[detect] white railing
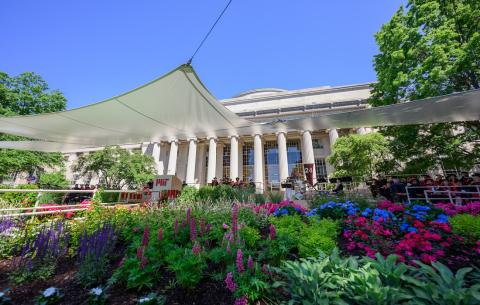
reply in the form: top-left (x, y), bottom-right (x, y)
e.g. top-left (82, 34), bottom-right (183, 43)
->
top-left (0, 188), bottom-right (140, 218)
top-left (405, 185), bottom-right (480, 204)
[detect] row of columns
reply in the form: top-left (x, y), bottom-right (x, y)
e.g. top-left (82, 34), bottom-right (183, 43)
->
top-left (142, 127), bottom-right (367, 191)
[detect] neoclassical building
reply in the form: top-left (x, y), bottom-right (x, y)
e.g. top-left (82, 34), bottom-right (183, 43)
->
top-left (3, 64), bottom-right (474, 190)
top-left (65, 83), bottom-right (372, 191)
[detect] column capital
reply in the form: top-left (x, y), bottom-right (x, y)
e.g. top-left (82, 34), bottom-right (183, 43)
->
top-left (275, 131), bottom-right (287, 137)
top-left (327, 128), bottom-right (338, 133)
top-left (228, 134), bottom-right (240, 140)
top-left (187, 137), bottom-right (197, 142)
top-left (207, 136), bottom-right (217, 142)
top-left (252, 133), bottom-right (262, 138)
top-left (300, 130), bottom-right (313, 135)
top-left (169, 138), bottom-right (179, 144)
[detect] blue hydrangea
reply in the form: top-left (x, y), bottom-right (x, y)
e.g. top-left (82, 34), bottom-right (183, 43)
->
top-left (412, 204), bottom-right (430, 212)
top-left (362, 208), bottom-right (372, 217)
top-left (435, 214), bottom-right (448, 223)
top-left (407, 227), bottom-right (418, 233)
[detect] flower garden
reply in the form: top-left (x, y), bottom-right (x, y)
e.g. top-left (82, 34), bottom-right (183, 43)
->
top-left (1, 187), bottom-right (480, 305)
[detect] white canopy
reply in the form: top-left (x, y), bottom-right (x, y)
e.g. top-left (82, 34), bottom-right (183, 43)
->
top-left (0, 64), bottom-right (479, 153)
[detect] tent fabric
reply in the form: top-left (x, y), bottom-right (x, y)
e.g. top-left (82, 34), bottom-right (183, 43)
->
top-left (0, 64), bottom-right (251, 147)
top-left (0, 63), bottom-right (478, 153)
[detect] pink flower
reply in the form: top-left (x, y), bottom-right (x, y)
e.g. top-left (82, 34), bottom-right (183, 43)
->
top-left (234, 296), bottom-right (248, 305)
top-left (262, 264), bottom-right (269, 274)
top-left (173, 218), bottom-right (179, 236)
top-left (223, 223), bottom-right (230, 230)
top-left (247, 256), bottom-right (254, 270)
top-left (140, 256), bottom-right (148, 269)
top-left (269, 224), bottom-right (276, 240)
top-left (192, 242), bottom-right (201, 255)
top-left (141, 226), bottom-right (150, 247)
top-left (157, 228), bottom-right (164, 241)
top-left (236, 249), bottom-right (245, 273)
top-left (190, 217), bottom-right (197, 242)
top-left (225, 272), bottom-right (237, 292)
top-left (136, 246), bottom-right (144, 260)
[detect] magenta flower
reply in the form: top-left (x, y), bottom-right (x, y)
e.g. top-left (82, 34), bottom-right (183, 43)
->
top-left (261, 263), bottom-right (269, 274)
top-left (136, 246), bottom-right (143, 260)
top-left (141, 226), bottom-right (150, 247)
top-left (225, 272), bottom-right (237, 292)
top-left (223, 223), bottom-right (230, 230)
top-left (200, 218), bottom-right (206, 237)
top-left (192, 242), bottom-right (201, 255)
top-left (140, 256), bottom-right (148, 269)
top-left (157, 228), bottom-right (164, 241)
top-left (234, 296), bottom-right (248, 305)
top-left (173, 218), bottom-right (179, 237)
top-left (190, 216), bottom-right (197, 242)
top-left (247, 256), bottom-right (254, 270)
top-left (232, 204), bottom-right (239, 236)
top-left (236, 249), bottom-right (245, 273)
top-left (269, 224), bottom-right (276, 240)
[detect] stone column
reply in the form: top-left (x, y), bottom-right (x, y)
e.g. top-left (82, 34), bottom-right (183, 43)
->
top-left (302, 130), bottom-right (317, 184)
top-left (229, 135), bottom-right (239, 180)
top-left (141, 142), bottom-right (149, 155)
top-left (167, 139), bottom-right (178, 175)
top-left (277, 132), bottom-right (289, 183)
top-left (185, 138), bottom-right (197, 185)
top-left (207, 137), bottom-right (217, 183)
top-left (328, 128), bottom-right (339, 148)
top-left (253, 134), bottom-right (264, 193)
top-left (152, 142), bottom-right (161, 174)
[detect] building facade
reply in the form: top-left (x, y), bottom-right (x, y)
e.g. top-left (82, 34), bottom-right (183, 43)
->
top-left (65, 83), bottom-right (372, 191)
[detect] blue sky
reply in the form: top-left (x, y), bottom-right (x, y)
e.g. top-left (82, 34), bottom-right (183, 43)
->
top-left (1, 1), bottom-right (404, 109)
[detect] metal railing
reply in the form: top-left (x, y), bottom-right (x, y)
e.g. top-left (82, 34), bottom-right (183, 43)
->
top-left (0, 189), bottom-right (140, 218)
top-left (405, 185), bottom-right (480, 204)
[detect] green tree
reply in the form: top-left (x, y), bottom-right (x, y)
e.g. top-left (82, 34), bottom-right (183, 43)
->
top-left (0, 71), bottom-right (67, 180)
top-left (327, 133), bottom-right (393, 179)
top-left (73, 146), bottom-right (156, 189)
top-left (37, 171), bottom-right (69, 189)
top-left (370, 0), bottom-right (480, 173)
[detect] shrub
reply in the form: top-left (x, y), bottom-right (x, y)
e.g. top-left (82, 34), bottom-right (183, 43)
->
top-left (267, 191), bottom-right (283, 204)
top-left (0, 184), bottom-right (38, 206)
top-left (298, 219), bottom-right (339, 257)
top-left (239, 226), bottom-right (261, 249)
top-left (450, 214), bottom-right (480, 243)
top-left (37, 171), bottom-right (69, 189)
top-left (177, 186), bottom-right (198, 204)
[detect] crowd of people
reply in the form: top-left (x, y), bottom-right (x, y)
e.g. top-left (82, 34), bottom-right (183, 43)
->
top-left (369, 172), bottom-right (480, 203)
top-left (207, 177), bottom-right (256, 188)
top-left (64, 184), bottom-right (98, 203)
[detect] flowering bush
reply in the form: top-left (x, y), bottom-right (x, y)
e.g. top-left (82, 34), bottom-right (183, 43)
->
top-left (34, 287), bottom-right (63, 305)
top-left (434, 202), bottom-right (480, 216)
top-left (342, 202), bottom-right (476, 267)
top-left (253, 201), bottom-right (306, 216)
top-left (306, 201), bottom-right (358, 219)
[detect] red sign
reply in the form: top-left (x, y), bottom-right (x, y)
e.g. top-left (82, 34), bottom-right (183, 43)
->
top-left (303, 163), bottom-right (314, 185)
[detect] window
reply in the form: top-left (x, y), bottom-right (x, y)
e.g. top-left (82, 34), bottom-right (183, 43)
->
top-left (222, 145), bottom-right (230, 179)
top-left (315, 158), bottom-right (328, 179)
top-left (312, 139), bottom-right (324, 149)
top-left (287, 140), bottom-right (304, 179)
top-left (264, 141), bottom-right (279, 185)
top-left (242, 143), bottom-right (254, 182)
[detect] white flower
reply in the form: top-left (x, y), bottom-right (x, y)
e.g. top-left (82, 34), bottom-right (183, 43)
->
top-left (90, 287), bottom-right (103, 296)
top-left (43, 287), bottom-right (57, 297)
top-left (0, 292), bottom-right (5, 298)
top-left (139, 297), bottom-right (152, 303)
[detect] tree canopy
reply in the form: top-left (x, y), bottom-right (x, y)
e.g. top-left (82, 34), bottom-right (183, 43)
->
top-left (73, 146), bottom-right (156, 189)
top-left (0, 71), bottom-right (67, 180)
top-left (327, 133), bottom-right (393, 180)
top-left (370, 0), bottom-right (480, 173)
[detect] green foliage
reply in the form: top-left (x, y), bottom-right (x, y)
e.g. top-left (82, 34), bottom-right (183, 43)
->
top-left (73, 146), bottom-right (156, 189)
top-left (0, 71), bottom-right (66, 179)
top-left (34, 287), bottom-right (63, 305)
top-left (0, 184), bottom-right (38, 206)
top-left (370, 0), bottom-right (480, 173)
top-left (450, 214), bottom-right (480, 243)
top-left (274, 250), bottom-right (480, 305)
top-left (177, 186), bottom-right (198, 203)
top-left (37, 171), bottom-right (69, 189)
top-left (327, 133), bottom-right (393, 179)
top-left (253, 193), bottom-right (266, 205)
top-left (267, 191), bottom-right (283, 204)
top-left (298, 219), bottom-right (339, 257)
top-left (239, 226), bottom-right (261, 249)
top-left (165, 247), bottom-right (207, 289)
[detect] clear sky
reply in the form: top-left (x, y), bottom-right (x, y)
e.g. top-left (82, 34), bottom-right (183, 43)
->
top-left (1, 0), bottom-right (404, 109)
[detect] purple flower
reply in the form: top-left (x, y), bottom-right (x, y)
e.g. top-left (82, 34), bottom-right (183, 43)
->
top-left (190, 217), bottom-right (197, 242)
top-left (192, 242), bottom-right (201, 255)
top-left (269, 224), bottom-right (276, 240)
top-left (247, 256), bottom-right (254, 270)
top-left (236, 249), bottom-right (245, 273)
top-left (262, 263), bottom-right (269, 274)
top-left (225, 272), bottom-right (237, 292)
top-left (173, 218), bottom-right (179, 237)
top-left (234, 296), bottom-right (248, 305)
top-left (141, 226), bottom-right (150, 247)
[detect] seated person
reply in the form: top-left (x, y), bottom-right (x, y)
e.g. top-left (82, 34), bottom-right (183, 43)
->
top-left (332, 179), bottom-right (344, 194)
